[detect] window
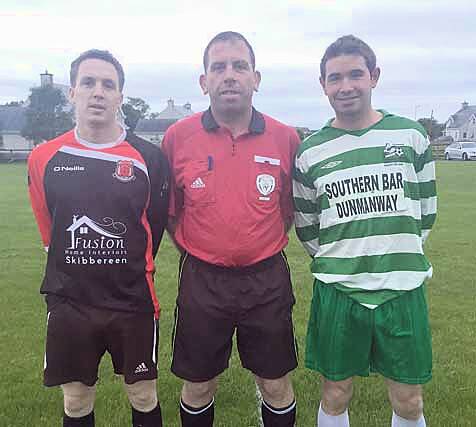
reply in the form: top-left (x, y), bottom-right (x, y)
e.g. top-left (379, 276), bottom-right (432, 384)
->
top-left (463, 132), bottom-right (467, 139)
top-left (0, 134), bottom-right (3, 148)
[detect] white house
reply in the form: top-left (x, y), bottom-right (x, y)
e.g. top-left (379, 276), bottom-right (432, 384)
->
top-left (445, 102), bottom-right (476, 141)
top-left (135, 98), bottom-right (194, 143)
top-left (0, 105), bottom-right (31, 151)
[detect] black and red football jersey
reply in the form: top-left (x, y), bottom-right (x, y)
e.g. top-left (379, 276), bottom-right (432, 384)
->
top-left (28, 129), bottom-right (169, 317)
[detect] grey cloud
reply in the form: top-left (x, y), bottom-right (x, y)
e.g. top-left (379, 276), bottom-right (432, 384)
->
top-left (0, 77), bottom-right (34, 100)
top-left (121, 57), bottom-right (475, 128)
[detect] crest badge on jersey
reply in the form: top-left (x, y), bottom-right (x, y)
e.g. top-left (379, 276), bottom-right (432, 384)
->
top-left (256, 174), bottom-right (275, 201)
top-left (384, 143), bottom-right (404, 158)
top-left (113, 160), bottom-right (136, 182)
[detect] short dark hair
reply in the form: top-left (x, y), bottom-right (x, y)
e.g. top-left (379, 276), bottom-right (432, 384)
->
top-left (70, 49), bottom-right (125, 91)
top-left (320, 35), bottom-right (376, 79)
top-left (203, 31), bottom-right (256, 72)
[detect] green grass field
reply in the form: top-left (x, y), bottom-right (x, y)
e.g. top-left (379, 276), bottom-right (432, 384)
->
top-left (0, 161), bottom-right (475, 426)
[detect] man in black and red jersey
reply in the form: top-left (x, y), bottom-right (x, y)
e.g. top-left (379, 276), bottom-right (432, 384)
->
top-left (28, 49), bottom-right (168, 427)
top-left (162, 32), bottom-right (300, 426)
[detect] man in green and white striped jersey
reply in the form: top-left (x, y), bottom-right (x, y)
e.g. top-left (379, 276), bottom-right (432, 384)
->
top-left (293, 35), bottom-right (436, 427)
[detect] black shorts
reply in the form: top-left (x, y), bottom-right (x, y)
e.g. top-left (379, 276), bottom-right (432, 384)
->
top-left (43, 298), bottom-right (158, 387)
top-left (171, 252), bottom-right (298, 382)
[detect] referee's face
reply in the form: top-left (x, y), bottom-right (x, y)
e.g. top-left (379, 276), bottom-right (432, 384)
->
top-left (200, 39), bottom-right (260, 119)
top-left (70, 58), bottom-right (123, 131)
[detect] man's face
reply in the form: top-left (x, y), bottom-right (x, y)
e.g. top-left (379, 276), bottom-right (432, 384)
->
top-left (70, 58), bottom-right (123, 128)
top-left (320, 54), bottom-right (380, 118)
top-left (200, 40), bottom-right (260, 117)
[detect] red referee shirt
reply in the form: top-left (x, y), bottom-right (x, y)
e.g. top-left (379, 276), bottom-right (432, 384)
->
top-left (162, 108), bottom-right (300, 267)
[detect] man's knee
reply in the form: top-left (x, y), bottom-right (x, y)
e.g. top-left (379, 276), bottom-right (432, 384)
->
top-left (124, 379), bottom-right (158, 413)
top-left (61, 382), bottom-right (96, 418)
top-left (387, 381), bottom-right (423, 420)
top-left (255, 374), bottom-right (294, 407)
top-left (181, 378), bottom-right (218, 407)
top-left (321, 377), bottom-right (353, 415)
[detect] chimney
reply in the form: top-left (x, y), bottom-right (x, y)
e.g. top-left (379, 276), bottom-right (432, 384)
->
top-left (40, 70), bottom-right (53, 87)
top-left (462, 101), bottom-right (469, 109)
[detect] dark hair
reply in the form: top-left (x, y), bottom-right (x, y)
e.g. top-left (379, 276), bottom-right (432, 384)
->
top-left (320, 35), bottom-right (376, 79)
top-left (70, 49), bottom-right (125, 91)
top-left (203, 31), bottom-right (255, 71)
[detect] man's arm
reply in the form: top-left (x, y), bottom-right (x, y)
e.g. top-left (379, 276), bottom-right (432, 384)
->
top-left (293, 154), bottom-right (320, 257)
top-left (280, 129), bottom-right (301, 234)
top-left (415, 134), bottom-right (437, 244)
top-left (27, 150), bottom-right (52, 252)
top-left (146, 147), bottom-right (170, 258)
top-left (161, 125), bottom-right (185, 254)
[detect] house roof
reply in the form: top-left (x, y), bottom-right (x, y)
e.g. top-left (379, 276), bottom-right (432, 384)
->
top-left (0, 106), bottom-right (27, 133)
top-left (135, 118), bottom-right (178, 133)
top-left (157, 99), bottom-right (193, 120)
top-left (447, 105), bottom-right (476, 128)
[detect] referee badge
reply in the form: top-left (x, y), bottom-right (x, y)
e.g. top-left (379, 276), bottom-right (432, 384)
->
top-left (256, 174), bottom-right (275, 201)
top-left (113, 160), bottom-right (136, 183)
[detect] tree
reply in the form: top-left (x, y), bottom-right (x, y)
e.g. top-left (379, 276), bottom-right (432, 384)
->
top-left (417, 117), bottom-right (445, 140)
top-left (122, 97), bottom-right (151, 131)
top-left (295, 127), bottom-right (312, 141)
top-left (21, 85), bottom-right (73, 145)
top-left (295, 128), bottom-right (306, 141)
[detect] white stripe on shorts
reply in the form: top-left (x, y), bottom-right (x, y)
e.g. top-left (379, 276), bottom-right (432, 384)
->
top-left (44, 311), bottom-right (51, 370)
top-left (152, 316), bottom-right (157, 364)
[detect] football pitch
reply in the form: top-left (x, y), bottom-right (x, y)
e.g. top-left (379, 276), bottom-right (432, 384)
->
top-left (0, 162), bottom-right (475, 426)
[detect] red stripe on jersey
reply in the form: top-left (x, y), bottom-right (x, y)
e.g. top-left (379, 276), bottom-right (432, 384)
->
top-left (132, 146), bottom-right (160, 318)
top-left (141, 208), bottom-right (160, 318)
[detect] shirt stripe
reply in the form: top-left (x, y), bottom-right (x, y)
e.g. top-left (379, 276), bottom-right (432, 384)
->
top-left (294, 112), bottom-right (436, 306)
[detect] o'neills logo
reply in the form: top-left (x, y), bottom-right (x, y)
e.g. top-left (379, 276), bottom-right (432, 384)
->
top-left (64, 215), bottom-right (128, 265)
top-left (53, 165), bottom-right (85, 172)
top-left (113, 160), bottom-right (136, 182)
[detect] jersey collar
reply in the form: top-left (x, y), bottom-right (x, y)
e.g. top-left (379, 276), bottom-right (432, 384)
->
top-left (323, 109), bottom-right (391, 134)
top-left (74, 125), bottom-right (126, 149)
top-left (201, 107), bottom-right (266, 135)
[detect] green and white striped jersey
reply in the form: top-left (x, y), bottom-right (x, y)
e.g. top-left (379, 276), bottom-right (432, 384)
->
top-left (293, 111), bottom-right (437, 308)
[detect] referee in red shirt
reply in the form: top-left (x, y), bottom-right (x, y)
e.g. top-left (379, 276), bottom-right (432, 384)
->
top-left (162, 31), bottom-right (300, 427)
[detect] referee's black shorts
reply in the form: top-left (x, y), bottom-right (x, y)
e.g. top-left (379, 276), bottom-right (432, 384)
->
top-left (171, 251), bottom-right (298, 382)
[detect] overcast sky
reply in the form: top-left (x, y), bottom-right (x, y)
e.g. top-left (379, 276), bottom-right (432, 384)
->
top-left (1, 0), bottom-right (475, 128)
